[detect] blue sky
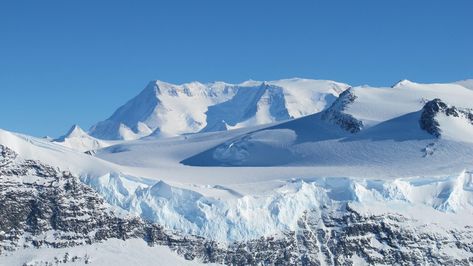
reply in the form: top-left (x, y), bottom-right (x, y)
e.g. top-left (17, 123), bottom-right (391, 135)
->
top-left (1, 0), bottom-right (472, 137)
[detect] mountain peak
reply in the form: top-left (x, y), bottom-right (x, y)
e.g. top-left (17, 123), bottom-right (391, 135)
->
top-left (54, 124), bottom-right (112, 152)
top-left (56, 124), bottom-right (88, 141)
top-left (392, 79), bottom-right (415, 88)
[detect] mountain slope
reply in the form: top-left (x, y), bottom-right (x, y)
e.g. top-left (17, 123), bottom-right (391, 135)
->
top-left (88, 78), bottom-right (349, 140)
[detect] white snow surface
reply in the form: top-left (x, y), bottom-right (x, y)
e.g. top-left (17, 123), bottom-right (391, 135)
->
top-left (456, 79), bottom-right (473, 90)
top-left (1, 238), bottom-right (216, 266)
top-left (88, 78), bottom-right (348, 140)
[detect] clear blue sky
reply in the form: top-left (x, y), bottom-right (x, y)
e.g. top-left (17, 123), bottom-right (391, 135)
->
top-left (1, 0), bottom-right (472, 137)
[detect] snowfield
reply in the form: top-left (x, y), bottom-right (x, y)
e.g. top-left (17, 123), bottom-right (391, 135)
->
top-left (2, 78), bottom-right (473, 264)
top-left (1, 239), bottom-right (218, 266)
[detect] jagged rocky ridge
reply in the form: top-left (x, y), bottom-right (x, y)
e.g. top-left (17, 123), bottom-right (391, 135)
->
top-left (2, 144), bottom-right (473, 265)
top-left (321, 89), bottom-right (363, 133)
top-left (420, 98), bottom-right (473, 137)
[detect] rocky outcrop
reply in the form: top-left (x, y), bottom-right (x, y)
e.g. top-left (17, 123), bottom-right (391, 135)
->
top-left (322, 89), bottom-right (363, 133)
top-left (2, 144), bottom-right (473, 265)
top-left (420, 98), bottom-right (473, 137)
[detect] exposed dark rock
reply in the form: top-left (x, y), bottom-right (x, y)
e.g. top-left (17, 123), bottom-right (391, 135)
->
top-left (322, 89), bottom-right (363, 133)
top-left (420, 98), bottom-right (473, 137)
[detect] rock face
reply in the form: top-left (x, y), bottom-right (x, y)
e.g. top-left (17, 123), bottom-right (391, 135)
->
top-left (322, 89), bottom-right (363, 133)
top-left (2, 144), bottom-right (473, 265)
top-left (420, 98), bottom-right (473, 137)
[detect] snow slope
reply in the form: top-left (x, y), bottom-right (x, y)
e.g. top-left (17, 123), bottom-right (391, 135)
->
top-left (340, 80), bottom-right (473, 129)
top-left (88, 78), bottom-right (348, 140)
top-left (1, 239), bottom-right (218, 266)
top-left (456, 79), bottom-right (473, 90)
top-left (0, 128), bottom-right (117, 177)
top-left (183, 81), bottom-right (473, 165)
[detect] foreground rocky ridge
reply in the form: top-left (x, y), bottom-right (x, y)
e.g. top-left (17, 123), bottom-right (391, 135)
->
top-left (1, 144), bottom-right (473, 265)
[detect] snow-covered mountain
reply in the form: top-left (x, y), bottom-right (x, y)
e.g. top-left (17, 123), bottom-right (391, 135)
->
top-left (88, 78), bottom-right (349, 140)
top-left (53, 124), bottom-right (114, 152)
top-left (183, 80), bottom-right (473, 168)
top-left (2, 79), bottom-right (473, 265)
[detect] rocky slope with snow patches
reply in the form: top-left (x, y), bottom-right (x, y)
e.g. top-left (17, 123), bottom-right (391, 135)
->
top-left (88, 78), bottom-right (348, 140)
top-left (420, 98), bottom-right (473, 141)
top-left (321, 88), bottom-right (363, 133)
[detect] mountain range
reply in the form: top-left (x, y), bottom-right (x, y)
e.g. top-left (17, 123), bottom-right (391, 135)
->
top-left (2, 78), bottom-right (473, 265)
top-left (87, 78), bottom-right (348, 140)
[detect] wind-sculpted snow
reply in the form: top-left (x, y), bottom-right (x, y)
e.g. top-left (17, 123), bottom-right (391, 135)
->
top-left (211, 129), bottom-right (298, 166)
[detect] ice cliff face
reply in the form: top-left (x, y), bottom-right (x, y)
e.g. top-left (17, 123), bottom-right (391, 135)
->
top-left (81, 170), bottom-right (473, 243)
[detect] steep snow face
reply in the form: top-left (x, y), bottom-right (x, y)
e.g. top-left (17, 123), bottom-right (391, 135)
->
top-left (87, 80), bottom-right (230, 140)
top-left (53, 124), bottom-right (114, 152)
top-left (201, 83), bottom-right (293, 132)
top-left (88, 78), bottom-right (349, 140)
